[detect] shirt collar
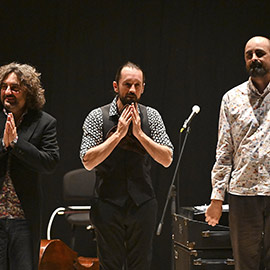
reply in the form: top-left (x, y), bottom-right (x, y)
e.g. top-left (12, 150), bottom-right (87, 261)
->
top-left (109, 97), bottom-right (118, 117)
top-left (109, 96), bottom-right (141, 117)
top-left (248, 77), bottom-right (270, 97)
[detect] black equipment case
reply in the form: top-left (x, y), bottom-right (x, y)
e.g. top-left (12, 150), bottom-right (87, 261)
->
top-left (174, 244), bottom-right (234, 270)
top-left (173, 206), bottom-right (234, 270)
top-left (172, 212), bottom-right (231, 250)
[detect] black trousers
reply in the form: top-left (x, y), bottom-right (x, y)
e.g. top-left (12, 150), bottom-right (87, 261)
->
top-left (229, 194), bottom-right (270, 270)
top-left (90, 197), bottom-right (158, 270)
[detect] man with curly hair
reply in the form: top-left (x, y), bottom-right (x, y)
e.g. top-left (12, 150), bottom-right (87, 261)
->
top-left (0, 62), bottom-right (60, 269)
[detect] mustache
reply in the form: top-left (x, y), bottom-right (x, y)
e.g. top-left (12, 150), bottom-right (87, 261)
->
top-left (119, 93), bottom-right (139, 106)
top-left (4, 94), bottom-right (16, 99)
top-left (126, 93), bottom-right (137, 98)
top-left (125, 94), bottom-right (138, 104)
top-left (250, 61), bottom-right (263, 69)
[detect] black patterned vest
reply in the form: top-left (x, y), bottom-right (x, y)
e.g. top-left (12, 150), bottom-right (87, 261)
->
top-left (94, 103), bottom-right (155, 207)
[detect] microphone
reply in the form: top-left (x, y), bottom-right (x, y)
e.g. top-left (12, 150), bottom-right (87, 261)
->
top-left (156, 223), bottom-right (163, 236)
top-left (180, 105), bottom-right (200, 133)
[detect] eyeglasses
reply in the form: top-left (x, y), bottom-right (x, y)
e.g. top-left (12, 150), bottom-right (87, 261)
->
top-left (1, 84), bottom-right (21, 93)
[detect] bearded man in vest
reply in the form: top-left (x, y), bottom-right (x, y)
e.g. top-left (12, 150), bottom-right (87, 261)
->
top-left (80, 61), bottom-right (173, 270)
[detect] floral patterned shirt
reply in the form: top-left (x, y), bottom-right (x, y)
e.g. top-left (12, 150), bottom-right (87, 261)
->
top-left (0, 109), bottom-right (25, 219)
top-left (211, 78), bottom-right (270, 201)
top-left (0, 158), bottom-right (25, 219)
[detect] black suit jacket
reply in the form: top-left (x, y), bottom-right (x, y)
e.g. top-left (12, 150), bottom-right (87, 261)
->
top-left (0, 109), bottom-right (60, 269)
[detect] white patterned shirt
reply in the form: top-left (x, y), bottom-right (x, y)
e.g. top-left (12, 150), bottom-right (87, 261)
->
top-left (80, 97), bottom-right (173, 159)
top-left (211, 78), bottom-right (270, 201)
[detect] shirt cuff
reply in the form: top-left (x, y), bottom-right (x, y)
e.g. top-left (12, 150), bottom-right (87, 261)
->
top-left (210, 188), bottom-right (225, 201)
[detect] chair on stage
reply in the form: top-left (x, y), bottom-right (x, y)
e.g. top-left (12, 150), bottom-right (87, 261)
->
top-left (47, 168), bottom-right (96, 250)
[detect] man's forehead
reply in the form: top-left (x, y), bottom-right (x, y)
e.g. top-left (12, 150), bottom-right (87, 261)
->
top-left (3, 72), bottom-right (20, 83)
top-left (120, 67), bottom-right (143, 81)
top-left (245, 37), bottom-right (270, 52)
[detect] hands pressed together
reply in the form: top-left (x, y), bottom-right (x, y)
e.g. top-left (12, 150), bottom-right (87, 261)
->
top-left (117, 103), bottom-right (142, 140)
top-left (3, 113), bottom-right (18, 148)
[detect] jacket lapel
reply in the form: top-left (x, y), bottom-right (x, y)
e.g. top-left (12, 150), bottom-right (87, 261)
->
top-left (17, 111), bottom-right (41, 142)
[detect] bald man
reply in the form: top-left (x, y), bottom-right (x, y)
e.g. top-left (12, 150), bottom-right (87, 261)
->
top-left (205, 36), bottom-right (270, 270)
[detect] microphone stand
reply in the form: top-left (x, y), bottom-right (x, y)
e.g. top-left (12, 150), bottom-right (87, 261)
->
top-left (156, 126), bottom-right (191, 270)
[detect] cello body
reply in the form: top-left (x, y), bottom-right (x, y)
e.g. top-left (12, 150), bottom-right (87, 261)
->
top-left (39, 239), bottom-right (99, 270)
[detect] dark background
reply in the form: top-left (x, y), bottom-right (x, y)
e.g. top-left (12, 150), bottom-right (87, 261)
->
top-left (1, 0), bottom-right (270, 269)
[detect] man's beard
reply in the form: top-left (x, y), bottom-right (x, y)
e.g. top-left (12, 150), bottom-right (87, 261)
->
top-left (247, 61), bottom-right (268, 77)
top-left (119, 93), bottom-right (139, 106)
